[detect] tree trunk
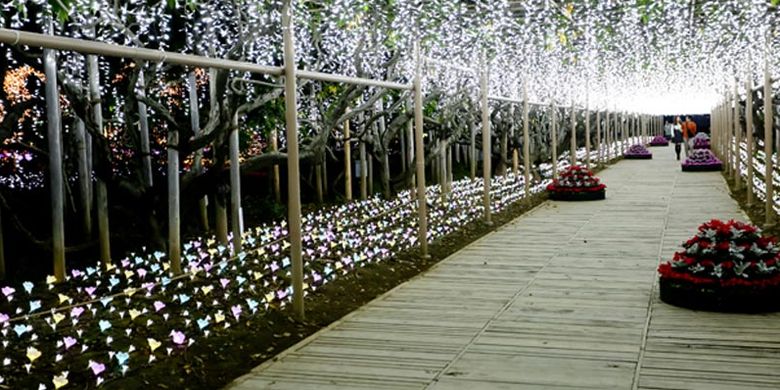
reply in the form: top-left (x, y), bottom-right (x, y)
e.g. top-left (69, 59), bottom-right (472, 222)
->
top-left (315, 162), bottom-right (323, 203)
top-left (138, 69), bottom-right (154, 188)
top-left (75, 118), bottom-right (92, 237)
top-left (188, 71), bottom-right (208, 232)
top-left (87, 52), bottom-right (111, 266)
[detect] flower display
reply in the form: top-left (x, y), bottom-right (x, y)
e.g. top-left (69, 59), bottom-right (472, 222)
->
top-left (0, 164), bottom-right (553, 388)
top-left (649, 135), bottom-right (669, 146)
top-left (624, 144), bottom-right (652, 159)
top-left (694, 132), bottom-right (710, 140)
top-left (681, 149), bottom-right (722, 171)
top-left (692, 137), bottom-right (711, 149)
top-left (546, 165), bottom-right (606, 201)
top-left (658, 219), bottom-right (780, 312)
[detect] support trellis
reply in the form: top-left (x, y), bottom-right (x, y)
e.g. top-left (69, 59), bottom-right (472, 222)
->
top-left (0, 18), bottom-right (708, 319)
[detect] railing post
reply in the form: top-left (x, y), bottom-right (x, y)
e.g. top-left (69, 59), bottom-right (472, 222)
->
top-left (734, 77), bottom-right (742, 191)
top-left (168, 113), bottom-right (182, 275)
top-left (44, 19), bottom-right (66, 281)
top-left (522, 80), bottom-right (530, 197)
top-left (746, 63), bottom-right (755, 206)
top-left (282, 0), bottom-right (305, 318)
top-left (764, 47), bottom-right (775, 228)
top-left (596, 109), bottom-right (602, 165)
top-left (413, 43), bottom-right (429, 256)
top-left (344, 113), bottom-right (352, 201)
top-left (605, 109), bottom-right (611, 161)
top-left (480, 56), bottom-right (492, 224)
top-left (585, 88), bottom-right (591, 167)
top-left (570, 100), bottom-right (577, 166)
top-left (551, 102), bottom-right (558, 179)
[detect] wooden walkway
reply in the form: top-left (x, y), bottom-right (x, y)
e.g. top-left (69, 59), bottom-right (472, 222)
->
top-left (229, 147), bottom-right (780, 390)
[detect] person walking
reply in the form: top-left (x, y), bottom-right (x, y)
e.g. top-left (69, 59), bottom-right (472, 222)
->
top-left (682, 116), bottom-right (697, 156)
top-left (672, 118), bottom-right (684, 160)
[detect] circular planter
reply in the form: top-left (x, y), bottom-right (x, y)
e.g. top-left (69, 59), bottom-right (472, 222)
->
top-left (693, 145), bottom-right (711, 150)
top-left (624, 154), bottom-right (652, 160)
top-left (682, 163), bottom-right (722, 172)
top-left (649, 143), bottom-right (669, 147)
top-left (548, 188), bottom-right (605, 201)
top-left (659, 277), bottom-right (780, 313)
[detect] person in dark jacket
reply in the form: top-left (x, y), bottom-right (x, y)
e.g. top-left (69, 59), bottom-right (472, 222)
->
top-left (672, 117), bottom-right (684, 160)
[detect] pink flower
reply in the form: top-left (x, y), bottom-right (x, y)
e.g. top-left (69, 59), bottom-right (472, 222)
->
top-left (231, 305), bottom-right (242, 320)
top-left (170, 330), bottom-right (186, 345)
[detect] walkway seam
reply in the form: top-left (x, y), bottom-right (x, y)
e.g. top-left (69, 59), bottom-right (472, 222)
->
top-left (630, 170), bottom-right (677, 390)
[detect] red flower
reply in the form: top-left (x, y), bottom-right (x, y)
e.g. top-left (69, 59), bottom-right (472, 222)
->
top-left (721, 261), bottom-right (734, 269)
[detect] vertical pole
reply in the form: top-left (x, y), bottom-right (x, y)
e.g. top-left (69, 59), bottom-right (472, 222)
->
top-left (359, 121), bottom-right (367, 200)
top-left (229, 114), bottom-right (242, 255)
top-left (168, 118), bottom-right (182, 275)
top-left (605, 110), bottom-right (611, 161)
top-left (75, 118), bottom-right (92, 236)
top-left (734, 78), bottom-right (742, 190)
top-left (585, 89), bottom-right (591, 167)
top-left (469, 120), bottom-right (477, 180)
top-left (413, 43), bottom-right (428, 257)
top-left (512, 103), bottom-right (520, 178)
top-left (138, 69), bottom-right (153, 188)
top-left (400, 116), bottom-right (407, 173)
top-left (480, 58), bottom-right (492, 224)
top-left (272, 128), bottom-right (281, 203)
top-left (282, 0), bottom-right (304, 318)
top-left (44, 23), bottom-right (66, 281)
top-left (746, 64), bottom-right (755, 206)
top-left (551, 103), bottom-right (558, 179)
top-left (344, 117), bottom-right (352, 201)
top-left (522, 81), bottom-right (530, 196)
top-left (188, 70), bottom-right (209, 231)
top-left (407, 114), bottom-right (415, 190)
top-left (210, 67), bottom-right (228, 245)
top-left (596, 109), bottom-right (602, 165)
top-left (764, 47), bottom-right (775, 228)
top-left (570, 100), bottom-right (577, 166)
top-left (87, 51), bottom-right (111, 266)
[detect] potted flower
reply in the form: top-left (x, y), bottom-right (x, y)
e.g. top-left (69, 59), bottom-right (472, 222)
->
top-left (546, 165), bottom-right (606, 201)
top-left (624, 144), bottom-right (652, 159)
top-left (658, 219), bottom-right (780, 312)
top-left (649, 135), bottom-right (669, 147)
top-left (681, 149), bottom-right (722, 171)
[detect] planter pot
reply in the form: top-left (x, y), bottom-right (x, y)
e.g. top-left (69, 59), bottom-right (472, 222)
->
top-left (548, 188), bottom-right (605, 201)
top-left (624, 154), bottom-right (652, 159)
top-left (682, 163), bottom-right (722, 172)
top-left (649, 142), bottom-right (669, 147)
top-left (659, 277), bottom-right (780, 313)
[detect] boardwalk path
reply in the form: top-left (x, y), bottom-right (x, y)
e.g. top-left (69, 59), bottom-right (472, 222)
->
top-left (229, 146), bottom-right (780, 389)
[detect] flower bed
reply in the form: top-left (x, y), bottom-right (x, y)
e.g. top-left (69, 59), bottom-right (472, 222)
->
top-left (692, 137), bottom-right (711, 149)
top-left (546, 166), bottom-right (606, 201)
top-left (624, 144), bottom-right (652, 159)
top-left (681, 149), bottom-right (722, 171)
top-left (649, 135), bottom-right (669, 147)
top-left (658, 219), bottom-right (780, 312)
